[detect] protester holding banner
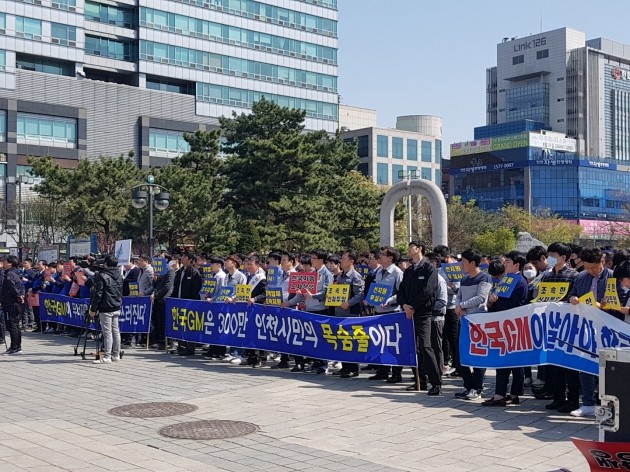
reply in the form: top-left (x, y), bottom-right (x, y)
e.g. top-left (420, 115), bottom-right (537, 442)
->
top-left (395, 241), bottom-right (441, 395)
top-left (28, 259), bottom-right (48, 333)
top-left (453, 249), bottom-right (493, 400)
top-left (220, 255), bottom-right (247, 364)
top-left (361, 251), bottom-right (381, 317)
top-left (568, 247), bottom-right (613, 417)
top-left (173, 251), bottom-right (203, 356)
top-left (2, 256), bottom-right (25, 354)
top-left (613, 261), bottom-right (630, 322)
top-left (150, 260), bottom-right (174, 350)
top-left (332, 250), bottom-right (364, 378)
top-left (536, 242), bottom-right (580, 413)
top-left (483, 251), bottom-right (529, 407)
top-left (243, 255), bottom-right (268, 367)
top-left (270, 252), bottom-right (298, 370)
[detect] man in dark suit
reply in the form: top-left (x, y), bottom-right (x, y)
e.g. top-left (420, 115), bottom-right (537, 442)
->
top-left (151, 263), bottom-right (175, 350)
top-left (173, 251), bottom-right (202, 355)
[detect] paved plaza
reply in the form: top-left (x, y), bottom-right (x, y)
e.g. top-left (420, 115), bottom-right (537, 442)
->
top-left (0, 333), bottom-right (597, 472)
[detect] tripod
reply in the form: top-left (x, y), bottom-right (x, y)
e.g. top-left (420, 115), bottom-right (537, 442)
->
top-left (73, 312), bottom-right (102, 361)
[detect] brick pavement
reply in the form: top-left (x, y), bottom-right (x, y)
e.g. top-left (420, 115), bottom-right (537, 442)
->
top-left (0, 333), bottom-right (597, 472)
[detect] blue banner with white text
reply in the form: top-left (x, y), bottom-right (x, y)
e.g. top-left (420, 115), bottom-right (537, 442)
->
top-left (165, 298), bottom-right (417, 366)
top-left (459, 301), bottom-right (630, 375)
top-left (39, 293), bottom-right (152, 333)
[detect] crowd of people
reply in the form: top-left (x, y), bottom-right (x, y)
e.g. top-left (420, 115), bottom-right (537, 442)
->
top-left (3, 242), bottom-right (630, 417)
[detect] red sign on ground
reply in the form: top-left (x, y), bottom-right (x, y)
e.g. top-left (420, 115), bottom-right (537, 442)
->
top-left (572, 437), bottom-right (630, 471)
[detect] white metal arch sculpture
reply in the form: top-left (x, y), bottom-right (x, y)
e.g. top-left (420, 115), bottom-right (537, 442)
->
top-left (380, 179), bottom-right (448, 247)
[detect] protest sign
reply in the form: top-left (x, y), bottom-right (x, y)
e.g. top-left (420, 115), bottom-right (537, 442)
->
top-left (62, 262), bottom-right (73, 277)
top-left (356, 265), bottom-right (370, 279)
top-left (265, 287), bottom-right (283, 306)
top-left (604, 278), bottom-right (622, 310)
top-left (325, 284), bottom-right (350, 307)
top-left (366, 283), bottom-right (393, 306)
top-left (288, 272), bottom-right (318, 294)
top-left (200, 277), bottom-right (218, 298)
top-left (153, 258), bottom-right (167, 276)
top-left (459, 301), bottom-right (630, 375)
top-left (114, 239), bottom-right (132, 266)
top-left (165, 299), bottom-right (417, 366)
top-left (479, 263), bottom-right (489, 273)
top-left (266, 267), bottom-right (280, 286)
top-left (441, 262), bottom-right (465, 282)
top-left (532, 282), bottom-right (570, 303)
top-left (235, 284), bottom-right (252, 302)
top-left (215, 286), bottom-right (235, 302)
top-left (39, 293), bottom-right (152, 333)
top-left (128, 282), bottom-right (140, 296)
top-left (579, 291), bottom-right (597, 306)
top-left (494, 274), bottom-right (519, 298)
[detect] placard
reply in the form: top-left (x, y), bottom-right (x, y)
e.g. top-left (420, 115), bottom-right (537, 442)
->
top-left (128, 282), bottom-right (140, 296)
top-left (235, 284), bottom-right (252, 302)
top-left (266, 267), bottom-right (280, 286)
top-left (366, 283), bottom-right (393, 306)
top-left (532, 282), bottom-right (570, 303)
top-left (325, 284), bottom-right (350, 307)
top-left (356, 265), bottom-right (370, 279)
top-left (288, 272), bottom-right (318, 294)
top-left (62, 262), bottom-right (73, 277)
top-left (200, 277), bottom-right (218, 298)
top-left (114, 239), bottom-right (132, 266)
top-left (153, 258), bottom-right (167, 276)
top-left (494, 274), bottom-right (519, 298)
top-left (265, 286), bottom-right (283, 306)
top-left (441, 262), bottom-right (465, 282)
top-left (604, 277), bottom-right (622, 309)
top-left (215, 286), bottom-right (235, 302)
top-left (578, 291), bottom-right (597, 306)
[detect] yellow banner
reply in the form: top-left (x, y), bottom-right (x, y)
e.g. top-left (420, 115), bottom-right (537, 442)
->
top-left (603, 278), bottom-right (622, 310)
top-left (533, 282), bottom-right (570, 303)
top-left (325, 284), bottom-right (350, 307)
top-left (235, 284), bottom-right (252, 302)
top-left (578, 291), bottom-right (597, 306)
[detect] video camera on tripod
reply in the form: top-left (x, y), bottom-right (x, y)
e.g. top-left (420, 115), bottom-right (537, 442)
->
top-left (77, 253), bottom-right (107, 271)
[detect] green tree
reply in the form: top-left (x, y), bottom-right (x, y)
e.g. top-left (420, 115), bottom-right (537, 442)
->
top-left (500, 205), bottom-right (582, 245)
top-left (30, 154), bottom-right (144, 252)
top-left (237, 220), bottom-right (262, 253)
top-left (472, 227), bottom-right (517, 256)
top-left (221, 98), bottom-right (382, 251)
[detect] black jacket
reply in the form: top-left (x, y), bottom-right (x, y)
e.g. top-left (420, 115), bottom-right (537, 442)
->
top-left (153, 266), bottom-right (175, 302)
top-left (172, 265), bottom-right (202, 300)
top-left (397, 258), bottom-right (438, 318)
top-left (89, 267), bottom-right (123, 313)
top-left (1, 268), bottom-right (24, 307)
top-left (123, 266), bottom-right (140, 296)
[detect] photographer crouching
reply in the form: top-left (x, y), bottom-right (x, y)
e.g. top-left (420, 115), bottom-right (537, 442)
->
top-left (89, 256), bottom-right (123, 364)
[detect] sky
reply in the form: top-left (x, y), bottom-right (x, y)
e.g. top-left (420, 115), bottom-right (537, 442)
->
top-left (337, 0), bottom-right (630, 157)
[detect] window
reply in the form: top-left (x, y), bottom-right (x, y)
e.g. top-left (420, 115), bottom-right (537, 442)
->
top-left (512, 55), bottom-right (524, 65)
top-left (435, 139), bottom-right (442, 162)
top-left (376, 163), bottom-right (388, 185)
top-left (421, 141), bottom-right (432, 163)
top-left (16, 113), bottom-right (77, 148)
top-left (536, 49), bottom-right (549, 60)
top-left (392, 164), bottom-right (404, 184)
top-left (85, 1), bottom-right (135, 28)
top-left (85, 35), bottom-right (136, 61)
top-left (0, 13), bottom-right (5, 30)
top-left (421, 167), bottom-right (432, 181)
top-left (376, 135), bottom-right (388, 157)
top-left (0, 110), bottom-right (6, 141)
top-left (356, 135), bottom-right (368, 158)
top-left (0, 50), bottom-right (5, 72)
top-left (435, 169), bottom-right (442, 184)
top-left (15, 17), bottom-right (42, 39)
top-left (146, 76), bottom-right (195, 95)
top-left (51, 23), bottom-right (77, 46)
top-left (149, 128), bottom-right (190, 158)
top-left (16, 53), bottom-right (74, 76)
top-left (392, 137), bottom-right (403, 159)
top-left (407, 139), bottom-right (417, 161)
top-left (52, 0), bottom-right (77, 11)
top-left (506, 83), bottom-right (550, 125)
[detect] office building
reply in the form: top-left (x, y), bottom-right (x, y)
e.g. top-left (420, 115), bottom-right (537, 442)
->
top-left (0, 0), bottom-right (339, 246)
top-left (450, 27), bottom-right (630, 238)
top-left (343, 114), bottom-right (443, 187)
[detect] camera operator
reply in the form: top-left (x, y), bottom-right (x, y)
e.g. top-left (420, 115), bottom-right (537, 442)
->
top-left (89, 255), bottom-right (123, 364)
top-left (2, 255), bottom-right (26, 354)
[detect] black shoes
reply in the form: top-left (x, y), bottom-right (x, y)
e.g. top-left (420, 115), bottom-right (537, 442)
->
top-left (545, 400), bottom-right (564, 410)
top-left (482, 397), bottom-right (507, 407)
top-left (427, 386), bottom-right (441, 396)
top-left (557, 402), bottom-right (580, 414)
top-left (340, 371), bottom-right (359, 378)
top-left (386, 375), bottom-right (402, 384)
top-left (368, 374), bottom-right (389, 381)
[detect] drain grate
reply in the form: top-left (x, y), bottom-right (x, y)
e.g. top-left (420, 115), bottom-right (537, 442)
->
top-left (108, 402), bottom-right (198, 418)
top-left (158, 420), bottom-right (259, 440)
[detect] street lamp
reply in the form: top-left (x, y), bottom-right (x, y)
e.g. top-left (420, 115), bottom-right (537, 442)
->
top-left (130, 175), bottom-right (170, 258)
top-left (7, 175), bottom-right (35, 261)
top-left (398, 169), bottom-right (421, 243)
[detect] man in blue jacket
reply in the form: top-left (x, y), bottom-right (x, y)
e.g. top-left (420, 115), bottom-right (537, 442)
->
top-left (2, 256), bottom-right (26, 354)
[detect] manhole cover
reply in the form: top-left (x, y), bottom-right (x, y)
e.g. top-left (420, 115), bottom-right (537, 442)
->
top-left (108, 402), bottom-right (198, 418)
top-left (158, 420), bottom-right (259, 440)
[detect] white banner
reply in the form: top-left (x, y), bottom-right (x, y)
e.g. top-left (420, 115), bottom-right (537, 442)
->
top-left (114, 239), bottom-right (132, 266)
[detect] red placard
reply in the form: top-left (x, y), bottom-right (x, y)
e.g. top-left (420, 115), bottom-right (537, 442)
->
top-left (288, 272), bottom-right (318, 294)
top-left (572, 437), bottom-right (630, 471)
top-left (62, 262), bottom-right (73, 277)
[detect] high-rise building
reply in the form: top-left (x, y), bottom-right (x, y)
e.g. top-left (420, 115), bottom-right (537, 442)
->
top-left (449, 27), bottom-right (630, 240)
top-left (0, 0), bottom-right (339, 246)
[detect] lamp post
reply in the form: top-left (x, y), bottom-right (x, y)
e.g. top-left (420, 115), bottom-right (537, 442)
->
top-left (131, 175), bottom-right (170, 258)
top-left (398, 169), bottom-right (421, 243)
top-left (7, 175), bottom-right (35, 261)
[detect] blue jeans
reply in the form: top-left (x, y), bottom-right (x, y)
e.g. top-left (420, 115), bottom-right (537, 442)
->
top-left (579, 372), bottom-right (597, 406)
